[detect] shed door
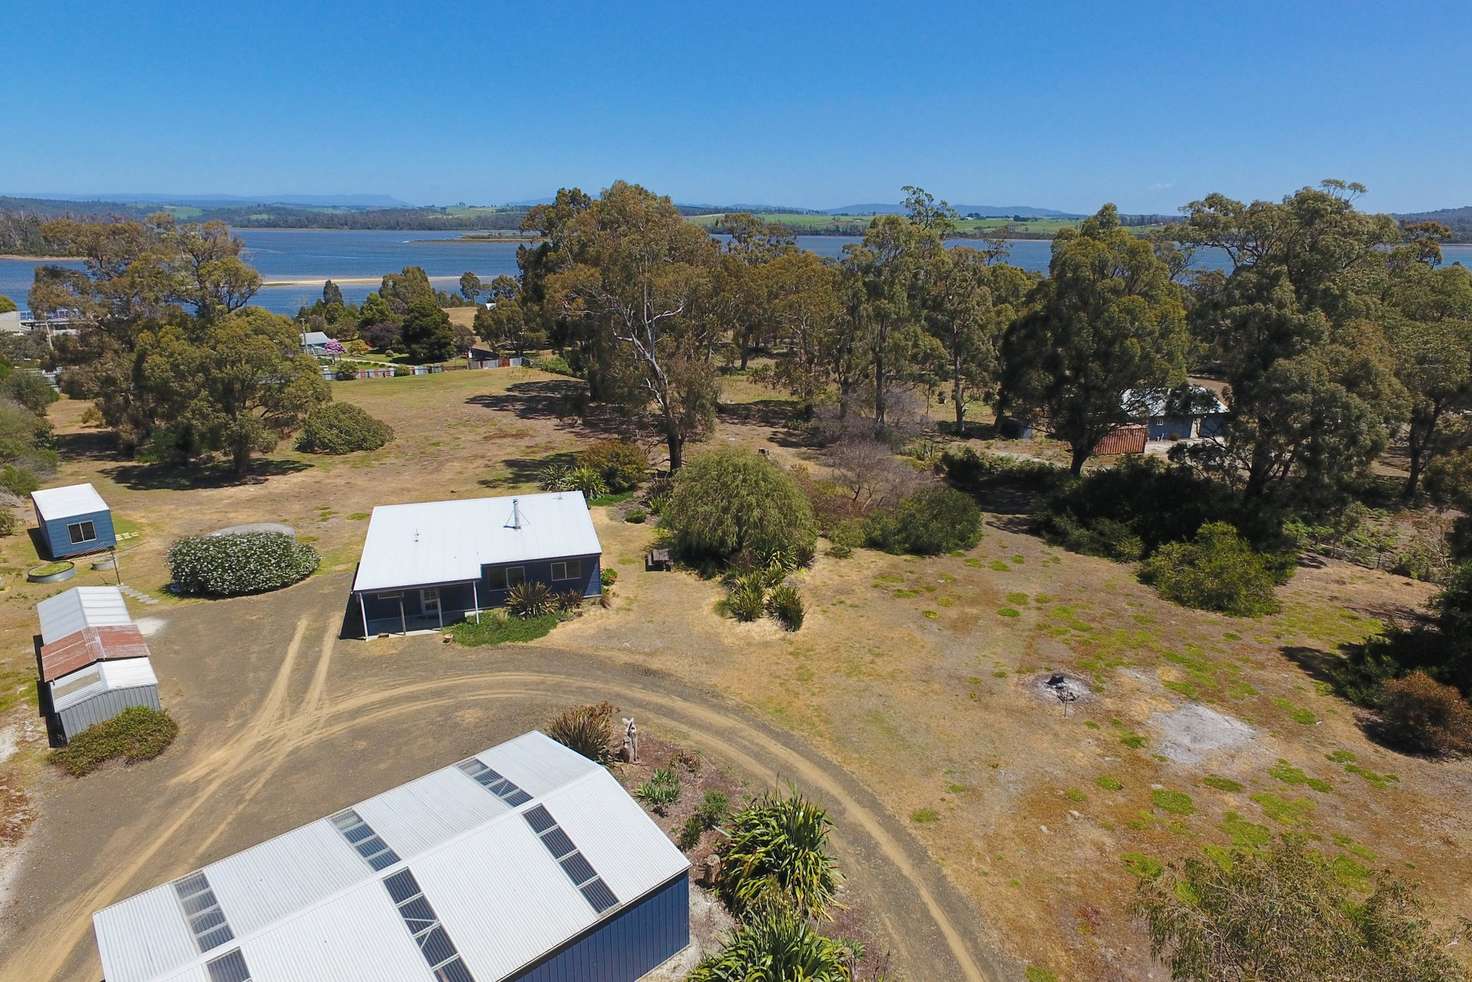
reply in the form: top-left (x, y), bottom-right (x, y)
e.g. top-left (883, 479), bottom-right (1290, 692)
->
top-left (420, 588), bottom-right (441, 616)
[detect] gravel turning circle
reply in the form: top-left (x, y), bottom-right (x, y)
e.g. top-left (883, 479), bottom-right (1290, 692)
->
top-left (208, 522), bottom-right (296, 537)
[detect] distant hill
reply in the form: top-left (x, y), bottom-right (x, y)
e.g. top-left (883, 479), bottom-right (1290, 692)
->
top-left (1396, 205), bottom-right (1472, 243)
top-left (823, 202), bottom-right (1078, 219)
top-left (11, 192), bottom-right (412, 209)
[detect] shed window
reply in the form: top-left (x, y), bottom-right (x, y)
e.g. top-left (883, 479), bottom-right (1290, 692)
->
top-left (485, 566), bottom-right (525, 591)
top-left (67, 520), bottom-right (97, 545)
top-left (550, 560), bottom-right (581, 582)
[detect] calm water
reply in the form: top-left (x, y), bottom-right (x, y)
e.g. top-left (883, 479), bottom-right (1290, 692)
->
top-left (2, 228), bottom-right (1469, 315)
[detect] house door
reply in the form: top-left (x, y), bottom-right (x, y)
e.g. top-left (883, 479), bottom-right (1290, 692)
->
top-left (420, 588), bottom-right (442, 626)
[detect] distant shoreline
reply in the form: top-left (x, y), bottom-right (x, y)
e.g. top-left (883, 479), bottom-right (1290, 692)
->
top-left (259, 273), bottom-right (479, 288)
top-left (0, 253), bottom-right (78, 261)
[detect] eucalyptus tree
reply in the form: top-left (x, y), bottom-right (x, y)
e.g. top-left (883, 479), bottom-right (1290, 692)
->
top-left (546, 181), bottom-right (719, 469)
top-left (762, 249), bottom-right (843, 413)
top-left (1001, 205), bottom-right (1190, 475)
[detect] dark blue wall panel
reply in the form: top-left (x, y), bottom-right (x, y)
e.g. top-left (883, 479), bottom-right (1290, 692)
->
top-left (39, 507), bottom-right (116, 559)
top-left (510, 873), bottom-right (689, 982)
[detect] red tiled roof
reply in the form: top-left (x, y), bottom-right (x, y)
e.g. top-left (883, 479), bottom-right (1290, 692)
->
top-left (1094, 426), bottom-right (1147, 456)
top-left (39, 625), bottom-right (151, 683)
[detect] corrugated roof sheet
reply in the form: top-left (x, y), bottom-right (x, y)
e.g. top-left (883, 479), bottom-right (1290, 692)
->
top-left (31, 482), bottom-right (109, 521)
top-left (93, 732), bottom-right (689, 982)
top-left (39, 625), bottom-right (151, 683)
top-left (49, 656), bottom-right (158, 714)
top-left (1122, 384), bottom-right (1228, 419)
top-left (36, 586), bottom-right (133, 646)
top-left (352, 492), bottom-right (603, 593)
top-left (1094, 426), bottom-right (1148, 456)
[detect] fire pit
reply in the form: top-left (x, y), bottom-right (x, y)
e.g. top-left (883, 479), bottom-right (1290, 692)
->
top-left (1031, 671), bottom-right (1093, 711)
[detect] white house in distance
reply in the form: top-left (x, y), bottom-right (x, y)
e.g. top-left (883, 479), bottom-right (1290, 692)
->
top-left (92, 731), bottom-right (691, 982)
top-left (352, 491), bottom-right (603, 637)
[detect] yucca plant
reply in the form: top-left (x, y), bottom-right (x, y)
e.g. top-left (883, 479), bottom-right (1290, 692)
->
top-left (506, 581), bottom-right (552, 618)
top-left (565, 465), bottom-right (608, 500)
top-left (555, 589), bottom-right (584, 614)
top-left (538, 462), bottom-right (573, 491)
top-left (688, 907), bottom-right (852, 982)
top-left (720, 790), bottom-right (841, 921)
top-left (726, 574), bottom-right (766, 622)
top-left (767, 583), bottom-right (805, 631)
top-left (544, 701), bottom-right (616, 764)
top-left (635, 767), bottom-right (682, 815)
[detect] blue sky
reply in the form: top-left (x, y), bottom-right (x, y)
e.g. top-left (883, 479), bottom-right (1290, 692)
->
top-left (4, 1), bottom-right (1469, 214)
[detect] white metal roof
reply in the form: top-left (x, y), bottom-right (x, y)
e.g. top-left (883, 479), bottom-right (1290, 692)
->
top-left (49, 656), bottom-right (158, 713)
top-left (1122, 384), bottom-right (1228, 418)
top-left (36, 586), bottom-right (133, 645)
top-left (31, 482), bottom-right (109, 522)
top-left (300, 331), bottom-right (332, 346)
top-left (93, 731), bottom-right (689, 982)
top-left (352, 492), bottom-right (603, 592)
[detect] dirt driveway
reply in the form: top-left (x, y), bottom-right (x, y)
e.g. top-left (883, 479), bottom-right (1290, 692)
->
top-left (0, 571), bottom-right (1010, 982)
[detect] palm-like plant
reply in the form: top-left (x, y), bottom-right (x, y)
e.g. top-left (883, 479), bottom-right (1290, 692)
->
top-left (506, 581), bottom-right (552, 618)
top-left (565, 465), bottom-right (608, 500)
top-left (688, 908), bottom-right (852, 982)
top-left (720, 790), bottom-right (841, 921)
top-left (538, 462), bottom-right (573, 491)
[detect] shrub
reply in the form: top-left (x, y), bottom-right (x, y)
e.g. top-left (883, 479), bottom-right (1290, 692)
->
top-left (826, 518), bottom-right (865, 558)
top-left (2, 370), bottom-right (58, 415)
top-left (767, 583), bottom-right (805, 631)
top-left (296, 402), bottom-right (394, 454)
top-left (506, 581), bottom-right (553, 618)
top-left (168, 532), bottom-right (319, 597)
top-left (1377, 672), bottom-right (1472, 756)
top-left (942, 446), bottom-right (1063, 492)
top-left (601, 567), bottom-right (618, 586)
top-left (0, 509), bottom-right (15, 536)
top-left (0, 464), bottom-right (40, 497)
top-left (579, 439), bottom-right (647, 492)
top-left (635, 767), bottom-right (682, 815)
top-left (555, 589), bottom-right (584, 614)
top-left (865, 486), bottom-right (983, 556)
top-left (697, 789), bottom-right (731, 828)
top-left (665, 449), bottom-right (817, 566)
top-left (449, 611), bottom-right (557, 645)
top-left (625, 507), bottom-right (647, 524)
top-left (545, 701), bottom-right (616, 763)
top-left (689, 908), bottom-right (851, 982)
top-left (564, 466), bottom-right (607, 500)
top-left (533, 354), bottom-right (575, 376)
top-left (50, 707), bottom-right (178, 776)
top-left (538, 462), bottom-right (573, 491)
top-left (720, 790), bottom-right (841, 920)
top-left (727, 575), bottom-right (766, 622)
top-left (1134, 835), bottom-right (1470, 982)
top-left (1141, 522), bottom-right (1285, 616)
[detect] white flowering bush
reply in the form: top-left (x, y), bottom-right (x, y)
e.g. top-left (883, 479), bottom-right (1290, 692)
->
top-left (167, 532), bottom-right (319, 596)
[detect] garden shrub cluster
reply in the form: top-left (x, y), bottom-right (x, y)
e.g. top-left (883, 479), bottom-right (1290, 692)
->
top-left (690, 909), bottom-right (852, 982)
top-left (545, 701), bottom-right (617, 763)
top-left (538, 461), bottom-right (608, 500)
top-left (635, 767), bottom-right (682, 815)
top-left (297, 401), bottom-right (394, 454)
top-left (450, 611), bottom-right (558, 646)
top-left (578, 439), bottom-right (647, 492)
top-left (532, 354), bottom-right (576, 376)
top-left (167, 531), bottom-right (320, 596)
top-left (665, 448), bottom-right (817, 566)
top-left (718, 789), bottom-right (840, 920)
top-left (50, 706), bottom-right (178, 776)
top-left (941, 446), bottom-right (1065, 493)
top-left (723, 558), bottom-right (804, 631)
top-left (864, 486), bottom-right (983, 555)
top-left (1141, 522), bottom-right (1291, 616)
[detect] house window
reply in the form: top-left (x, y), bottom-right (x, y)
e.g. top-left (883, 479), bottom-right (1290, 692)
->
top-left (485, 566), bottom-right (526, 591)
top-left (550, 560), bottom-right (581, 582)
top-left (67, 521), bottom-right (97, 545)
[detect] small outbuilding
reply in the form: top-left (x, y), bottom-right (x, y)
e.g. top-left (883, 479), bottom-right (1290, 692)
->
top-left (352, 491), bottom-right (603, 637)
top-left (31, 482), bottom-right (116, 558)
top-left (48, 656), bottom-right (160, 742)
top-left (1123, 384), bottom-right (1229, 442)
top-left (93, 731), bottom-right (691, 982)
top-left (300, 331), bottom-right (344, 357)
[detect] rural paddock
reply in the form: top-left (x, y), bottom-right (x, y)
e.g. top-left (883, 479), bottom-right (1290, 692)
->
top-left (0, 571), bottom-right (1005, 982)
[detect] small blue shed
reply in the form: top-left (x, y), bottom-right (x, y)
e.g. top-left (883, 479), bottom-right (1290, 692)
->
top-left (31, 483), bottom-right (116, 559)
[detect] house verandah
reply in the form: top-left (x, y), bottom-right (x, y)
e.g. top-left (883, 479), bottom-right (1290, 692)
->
top-left (355, 553), bottom-right (602, 637)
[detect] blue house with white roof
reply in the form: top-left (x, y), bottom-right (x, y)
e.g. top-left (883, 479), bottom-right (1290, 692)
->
top-left (92, 731), bottom-right (691, 982)
top-left (352, 491), bottom-right (603, 637)
top-left (31, 482), bottom-right (116, 559)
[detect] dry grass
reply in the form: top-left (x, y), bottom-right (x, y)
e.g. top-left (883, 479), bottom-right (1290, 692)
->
top-left (1, 367), bottom-right (1468, 979)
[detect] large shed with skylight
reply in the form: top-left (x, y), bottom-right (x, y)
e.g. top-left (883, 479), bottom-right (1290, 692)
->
top-left (351, 491), bottom-right (603, 637)
top-left (92, 731), bottom-right (691, 982)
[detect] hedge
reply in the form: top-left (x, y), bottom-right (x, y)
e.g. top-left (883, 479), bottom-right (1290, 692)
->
top-left (50, 706), bottom-right (178, 776)
top-left (297, 401), bottom-right (394, 454)
top-left (168, 531), bottom-right (320, 596)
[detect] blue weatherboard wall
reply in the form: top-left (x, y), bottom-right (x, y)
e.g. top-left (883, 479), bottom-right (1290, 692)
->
top-left (37, 506), bottom-right (115, 559)
top-left (510, 873), bottom-right (689, 982)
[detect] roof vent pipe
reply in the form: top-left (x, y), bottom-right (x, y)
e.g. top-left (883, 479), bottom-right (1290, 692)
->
top-left (511, 498), bottom-right (521, 530)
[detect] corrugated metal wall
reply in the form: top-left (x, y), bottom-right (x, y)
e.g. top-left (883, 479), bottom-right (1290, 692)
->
top-left (510, 873), bottom-right (689, 982)
top-left (41, 507), bottom-right (116, 559)
top-left (58, 684), bottom-right (160, 741)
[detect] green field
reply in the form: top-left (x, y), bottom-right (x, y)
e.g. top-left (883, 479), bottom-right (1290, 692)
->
top-left (686, 211), bottom-right (1166, 238)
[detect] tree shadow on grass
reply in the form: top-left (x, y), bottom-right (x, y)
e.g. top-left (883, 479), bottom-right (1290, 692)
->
top-left (477, 452), bottom-right (578, 490)
top-left (102, 457), bottom-right (313, 491)
top-left (1279, 644), bottom-right (1345, 689)
top-left (53, 429), bottom-right (121, 462)
top-left (465, 380), bottom-right (631, 439)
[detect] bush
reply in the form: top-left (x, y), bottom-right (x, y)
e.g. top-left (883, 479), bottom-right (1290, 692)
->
top-left (635, 767), bottom-right (682, 815)
top-left (168, 532), bottom-right (319, 597)
top-left (506, 581), bottom-right (553, 618)
top-left (865, 486), bottom-right (983, 556)
top-left (555, 589), bottom-right (584, 615)
top-left (719, 790), bottom-right (841, 920)
top-left (1141, 522), bottom-right (1287, 616)
top-left (449, 611), bottom-right (557, 645)
top-left (1377, 672), bottom-right (1472, 756)
top-left (942, 446), bottom-right (1063, 492)
top-left (1134, 835), bottom-right (1470, 982)
top-left (766, 583), bottom-right (805, 631)
top-left (2, 371), bottom-right (58, 415)
top-left (0, 509), bottom-right (15, 537)
top-left (533, 354), bottom-right (575, 376)
top-left (726, 574), bottom-right (766, 622)
top-left (50, 707), bottom-right (178, 776)
top-left (689, 908), bottom-right (852, 982)
top-left (665, 448), bottom-right (817, 566)
top-left (579, 439), bottom-right (647, 492)
top-left (625, 507), bottom-right (647, 524)
top-left (296, 402), bottom-right (394, 454)
top-left (601, 567), bottom-right (618, 586)
top-left (0, 463), bottom-right (40, 497)
top-left (564, 466), bottom-right (607, 499)
top-left (545, 701), bottom-right (616, 763)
